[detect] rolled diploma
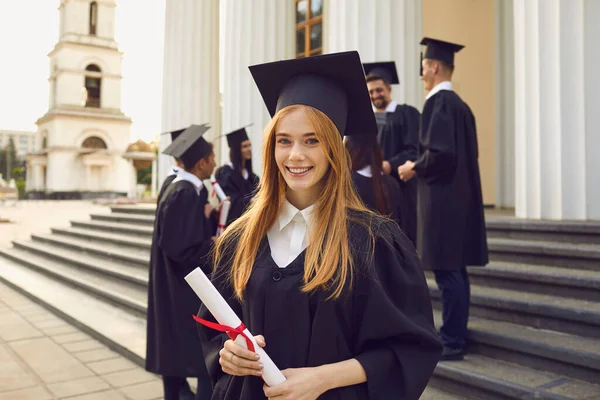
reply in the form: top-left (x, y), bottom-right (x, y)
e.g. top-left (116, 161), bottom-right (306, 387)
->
top-left (184, 267), bottom-right (286, 386)
top-left (216, 200), bottom-right (231, 237)
top-left (210, 177), bottom-right (227, 201)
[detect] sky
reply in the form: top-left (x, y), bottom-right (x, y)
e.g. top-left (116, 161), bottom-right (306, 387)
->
top-left (0, 0), bottom-right (166, 143)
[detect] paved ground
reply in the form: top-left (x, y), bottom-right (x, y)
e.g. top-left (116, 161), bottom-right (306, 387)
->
top-left (0, 200), bottom-right (109, 249)
top-left (0, 280), bottom-right (163, 400)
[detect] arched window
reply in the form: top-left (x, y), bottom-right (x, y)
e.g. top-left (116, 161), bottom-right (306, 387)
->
top-left (84, 64), bottom-right (101, 108)
top-left (89, 1), bottom-right (98, 36)
top-left (82, 136), bottom-right (108, 149)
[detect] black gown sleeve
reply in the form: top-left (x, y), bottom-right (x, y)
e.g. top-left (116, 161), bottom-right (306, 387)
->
top-left (387, 106), bottom-right (420, 175)
top-left (353, 220), bottom-right (441, 399)
top-left (413, 97), bottom-right (456, 182)
top-left (197, 240), bottom-right (242, 386)
top-left (157, 188), bottom-right (213, 274)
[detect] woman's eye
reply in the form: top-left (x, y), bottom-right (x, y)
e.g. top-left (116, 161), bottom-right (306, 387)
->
top-left (277, 138), bottom-right (290, 144)
top-left (306, 138), bottom-right (319, 145)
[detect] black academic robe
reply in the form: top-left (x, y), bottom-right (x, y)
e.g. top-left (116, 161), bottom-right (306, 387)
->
top-left (156, 173), bottom-right (177, 207)
top-left (198, 212), bottom-right (442, 400)
top-left (146, 180), bottom-right (216, 377)
top-left (377, 104), bottom-right (420, 245)
top-left (215, 165), bottom-right (259, 225)
top-left (351, 172), bottom-right (402, 225)
top-left (413, 90), bottom-right (489, 271)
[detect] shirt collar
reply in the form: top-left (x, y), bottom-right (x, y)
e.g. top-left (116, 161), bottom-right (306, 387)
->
top-left (278, 198), bottom-right (314, 231)
top-left (173, 169), bottom-right (204, 194)
top-left (356, 165), bottom-right (373, 178)
top-left (372, 100), bottom-right (398, 113)
top-left (426, 81), bottom-right (453, 100)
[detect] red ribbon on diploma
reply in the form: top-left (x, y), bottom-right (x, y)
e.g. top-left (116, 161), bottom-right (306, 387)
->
top-left (192, 315), bottom-right (255, 352)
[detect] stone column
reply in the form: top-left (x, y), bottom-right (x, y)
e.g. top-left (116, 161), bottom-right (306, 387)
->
top-left (151, 158), bottom-right (157, 198)
top-left (220, 0), bottom-right (294, 173)
top-left (159, 0), bottom-right (220, 185)
top-left (84, 165), bottom-right (92, 192)
top-left (513, 0), bottom-right (600, 220)
top-left (324, 0), bottom-right (423, 109)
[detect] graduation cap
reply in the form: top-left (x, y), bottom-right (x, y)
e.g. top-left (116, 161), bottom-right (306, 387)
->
top-left (224, 125), bottom-right (252, 148)
top-left (362, 61), bottom-right (399, 85)
top-left (160, 128), bottom-right (185, 142)
top-left (249, 51), bottom-right (377, 137)
top-left (162, 124), bottom-right (212, 168)
top-left (420, 37), bottom-right (464, 67)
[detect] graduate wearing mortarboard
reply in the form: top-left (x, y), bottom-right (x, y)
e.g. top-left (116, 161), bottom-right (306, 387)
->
top-left (398, 38), bottom-right (489, 361)
top-left (363, 62), bottom-right (420, 245)
top-left (197, 51), bottom-right (441, 400)
top-left (146, 124), bottom-right (220, 400)
top-left (156, 128), bottom-right (185, 206)
top-left (213, 127), bottom-right (260, 226)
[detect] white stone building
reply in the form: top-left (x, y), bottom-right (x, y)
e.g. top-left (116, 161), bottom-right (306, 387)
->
top-left (0, 130), bottom-right (36, 161)
top-left (27, 0), bottom-right (134, 199)
top-left (158, 0), bottom-right (600, 221)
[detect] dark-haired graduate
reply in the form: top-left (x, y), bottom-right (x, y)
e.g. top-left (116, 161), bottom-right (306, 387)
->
top-left (197, 52), bottom-right (441, 400)
top-left (214, 126), bottom-right (260, 226)
top-left (157, 128), bottom-right (185, 206)
top-left (146, 124), bottom-right (221, 400)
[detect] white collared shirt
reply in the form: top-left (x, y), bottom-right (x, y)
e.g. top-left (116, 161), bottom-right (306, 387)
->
top-left (372, 100), bottom-right (398, 113)
top-left (356, 165), bottom-right (373, 178)
top-left (172, 169), bottom-right (204, 195)
top-left (168, 166), bottom-right (181, 177)
top-left (426, 81), bottom-right (453, 100)
top-left (227, 162), bottom-right (249, 180)
top-left (267, 198), bottom-right (314, 268)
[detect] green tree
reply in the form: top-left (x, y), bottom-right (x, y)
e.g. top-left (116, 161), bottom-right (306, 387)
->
top-left (4, 138), bottom-right (19, 180)
top-left (0, 147), bottom-right (5, 179)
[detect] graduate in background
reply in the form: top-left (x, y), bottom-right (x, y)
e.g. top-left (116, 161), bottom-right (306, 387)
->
top-left (345, 133), bottom-right (402, 224)
top-left (398, 38), bottom-right (489, 361)
top-left (198, 51), bottom-right (441, 400)
top-left (157, 128), bottom-right (185, 205)
top-left (146, 124), bottom-right (221, 400)
top-left (214, 126), bottom-right (260, 226)
top-left (363, 62), bottom-right (419, 245)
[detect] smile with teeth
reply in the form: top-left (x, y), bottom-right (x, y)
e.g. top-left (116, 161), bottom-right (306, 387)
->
top-left (286, 166), bottom-right (313, 176)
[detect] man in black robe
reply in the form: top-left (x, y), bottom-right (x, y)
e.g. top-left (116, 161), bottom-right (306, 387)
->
top-left (146, 124), bottom-right (221, 399)
top-left (157, 128), bottom-right (185, 206)
top-left (398, 38), bottom-right (489, 361)
top-left (363, 61), bottom-right (419, 245)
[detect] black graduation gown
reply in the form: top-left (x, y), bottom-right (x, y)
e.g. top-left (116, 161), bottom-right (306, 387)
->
top-left (413, 90), bottom-right (489, 271)
top-left (198, 212), bottom-right (442, 399)
top-left (351, 172), bottom-right (402, 225)
top-left (215, 165), bottom-right (260, 225)
top-left (377, 104), bottom-right (420, 245)
top-left (146, 180), bottom-right (215, 377)
top-left (156, 173), bottom-right (177, 207)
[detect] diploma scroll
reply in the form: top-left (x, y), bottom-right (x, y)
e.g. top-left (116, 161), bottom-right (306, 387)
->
top-left (185, 268), bottom-right (286, 386)
top-left (216, 200), bottom-right (231, 237)
top-left (210, 176), bottom-right (227, 201)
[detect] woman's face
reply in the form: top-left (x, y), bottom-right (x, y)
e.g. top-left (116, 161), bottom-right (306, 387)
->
top-left (240, 140), bottom-right (252, 161)
top-left (274, 108), bottom-right (329, 206)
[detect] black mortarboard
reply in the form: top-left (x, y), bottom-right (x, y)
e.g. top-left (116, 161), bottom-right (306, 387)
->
top-left (160, 128), bottom-right (185, 142)
top-left (225, 126), bottom-right (251, 148)
top-left (362, 61), bottom-right (399, 84)
top-left (162, 124), bottom-right (212, 168)
top-left (420, 37), bottom-right (464, 66)
top-left (249, 51), bottom-right (377, 137)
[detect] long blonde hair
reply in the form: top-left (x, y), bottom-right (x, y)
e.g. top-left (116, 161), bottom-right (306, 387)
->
top-left (214, 105), bottom-right (372, 300)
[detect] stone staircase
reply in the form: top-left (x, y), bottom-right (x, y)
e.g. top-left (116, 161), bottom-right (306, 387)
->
top-left (0, 206), bottom-right (599, 399)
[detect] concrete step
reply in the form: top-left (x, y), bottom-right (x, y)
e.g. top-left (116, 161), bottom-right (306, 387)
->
top-left (427, 279), bottom-right (600, 339)
top-left (431, 353), bottom-right (600, 400)
top-left (70, 219), bottom-right (153, 238)
top-left (433, 312), bottom-right (600, 385)
top-left (464, 263), bottom-right (600, 302)
top-left (0, 256), bottom-right (146, 365)
top-left (486, 217), bottom-right (600, 245)
top-left (110, 205), bottom-right (156, 216)
top-left (488, 237), bottom-right (600, 271)
top-left (1, 243), bottom-right (147, 316)
top-left (90, 212), bottom-right (155, 227)
top-left (419, 386), bottom-right (463, 400)
top-left (31, 232), bottom-right (149, 267)
top-left (51, 226), bottom-right (152, 252)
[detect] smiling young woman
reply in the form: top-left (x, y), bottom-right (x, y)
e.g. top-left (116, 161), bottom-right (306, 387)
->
top-left (197, 51), bottom-right (441, 400)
